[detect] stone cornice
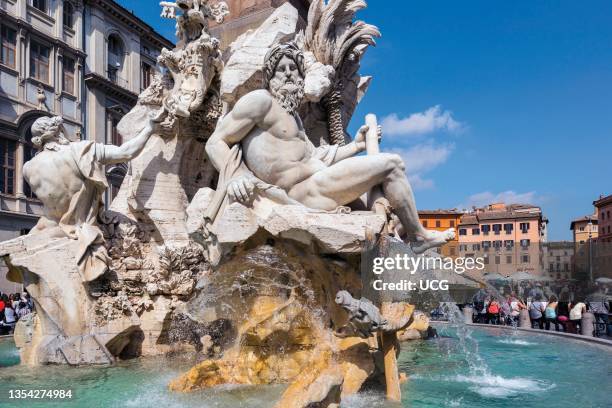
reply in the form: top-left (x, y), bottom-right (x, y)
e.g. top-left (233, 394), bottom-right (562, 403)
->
top-left (84, 72), bottom-right (138, 105)
top-left (85, 0), bottom-right (174, 50)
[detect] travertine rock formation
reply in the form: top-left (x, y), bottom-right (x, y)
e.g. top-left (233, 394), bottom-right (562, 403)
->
top-left (168, 239), bottom-right (382, 402)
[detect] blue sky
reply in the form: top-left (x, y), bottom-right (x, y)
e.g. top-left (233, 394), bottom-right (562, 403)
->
top-left (117, 1), bottom-right (612, 241)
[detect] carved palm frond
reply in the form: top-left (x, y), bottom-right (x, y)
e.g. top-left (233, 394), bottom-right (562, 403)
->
top-left (305, 0), bottom-right (380, 70)
top-left (304, 0), bottom-right (380, 146)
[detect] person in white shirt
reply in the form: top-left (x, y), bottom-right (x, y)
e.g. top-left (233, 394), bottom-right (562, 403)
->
top-left (3, 305), bottom-right (16, 332)
top-left (569, 302), bottom-right (586, 333)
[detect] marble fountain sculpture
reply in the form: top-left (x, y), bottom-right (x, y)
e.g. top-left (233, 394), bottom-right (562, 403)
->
top-left (0, 0), bottom-right (454, 406)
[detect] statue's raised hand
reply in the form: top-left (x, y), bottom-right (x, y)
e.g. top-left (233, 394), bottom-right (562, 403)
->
top-left (227, 176), bottom-right (255, 205)
top-left (144, 108), bottom-right (168, 134)
top-left (354, 124), bottom-right (382, 152)
top-left (150, 107), bottom-right (167, 123)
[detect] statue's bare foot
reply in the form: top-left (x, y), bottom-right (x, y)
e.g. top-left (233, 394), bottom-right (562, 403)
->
top-left (411, 228), bottom-right (455, 254)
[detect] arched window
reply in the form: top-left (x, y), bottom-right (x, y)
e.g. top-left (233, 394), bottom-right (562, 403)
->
top-left (63, 2), bottom-right (74, 29)
top-left (107, 34), bottom-right (125, 84)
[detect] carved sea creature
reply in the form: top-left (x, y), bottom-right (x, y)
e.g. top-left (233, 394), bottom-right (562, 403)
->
top-left (335, 290), bottom-right (387, 338)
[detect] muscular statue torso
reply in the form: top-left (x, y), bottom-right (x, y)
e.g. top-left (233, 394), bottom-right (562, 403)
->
top-left (240, 90), bottom-right (326, 191)
top-left (23, 146), bottom-right (85, 222)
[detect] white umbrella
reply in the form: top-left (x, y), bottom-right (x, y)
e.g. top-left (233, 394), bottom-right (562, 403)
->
top-left (595, 277), bottom-right (612, 284)
top-left (510, 272), bottom-right (537, 281)
top-left (483, 273), bottom-right (508, 281)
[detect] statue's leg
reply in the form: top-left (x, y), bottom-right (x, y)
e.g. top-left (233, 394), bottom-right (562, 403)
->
top-left (289, 153), bottom-right (454, 251)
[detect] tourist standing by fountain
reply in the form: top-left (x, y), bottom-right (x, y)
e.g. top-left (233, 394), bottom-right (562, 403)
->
top-left (569, 301), bottom-right (587, 333)
top-left (0, 294), bottom-right (4, 323)
top-left (545, 295), bottom-right (559, 331)
top-left (2, 304), bottom-right (16, 331)
top-left (501, 294), bottom-right (512, 325)
top-left (529, 294), bottom-right (546, 329)
top-left (557, 291), bottom-right (571, 332)
top-left (487, 298), bottom-right (501, 325)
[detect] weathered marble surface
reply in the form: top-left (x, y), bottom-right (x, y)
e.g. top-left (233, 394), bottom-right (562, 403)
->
top-left (221, 3), bottom-right (300, 106)
top-left (187, 188), bottom-right (386, 256)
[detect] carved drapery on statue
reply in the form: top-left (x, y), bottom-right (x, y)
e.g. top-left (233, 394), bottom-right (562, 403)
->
top-left (64, 141), bottom-right (111, 281)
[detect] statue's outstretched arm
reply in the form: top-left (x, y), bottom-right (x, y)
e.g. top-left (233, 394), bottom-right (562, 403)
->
top-left (101, 109), bottom-right (165, 165)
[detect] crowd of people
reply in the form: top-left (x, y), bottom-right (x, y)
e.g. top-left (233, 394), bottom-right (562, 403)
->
top-left (0, 291), bottom-right (34, 335)
top-left (471, 292), bottom-right (611, 336)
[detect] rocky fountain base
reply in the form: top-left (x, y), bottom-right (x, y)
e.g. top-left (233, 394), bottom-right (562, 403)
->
top-left (0, 200), bottom-right (430, 407)
top-left (171, 239), bottom-right (371, 406)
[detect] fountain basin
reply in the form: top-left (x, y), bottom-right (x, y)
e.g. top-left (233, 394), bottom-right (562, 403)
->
top-left (1, 326), bottom-right (610, 407)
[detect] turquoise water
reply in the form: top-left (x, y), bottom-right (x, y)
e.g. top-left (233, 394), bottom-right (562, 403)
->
top-left (397, 325), bottom-right (612, 408)
top-left (0, 327), bottom-right (610, 407)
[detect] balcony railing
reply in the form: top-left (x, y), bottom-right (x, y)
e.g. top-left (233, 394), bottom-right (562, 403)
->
top-left (107, 68), bottom-right (129, 88)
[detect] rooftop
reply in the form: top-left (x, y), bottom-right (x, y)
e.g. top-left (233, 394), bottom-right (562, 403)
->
top-left (418, 209), bottom-right (463, 216)
top-left (594, 194), bottom-right (612, 208)
top-left (459, 214), bottom-right (478, 225)
top-left (458, 203), bottom-right (543, 225)
top-left (570, 214), bottom-right (598, 230)
top-left (460, 203), bottom-right (548, 225)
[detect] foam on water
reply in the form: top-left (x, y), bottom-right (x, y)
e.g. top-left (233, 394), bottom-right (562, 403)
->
top-left (340, 392), bottom-right (388, 408)
top-left (453, 374), bottom-right (555, 398)
top-left (497, 338), bottom-right (536, 346)
top-left (446, 397), bottom-right (463, 407)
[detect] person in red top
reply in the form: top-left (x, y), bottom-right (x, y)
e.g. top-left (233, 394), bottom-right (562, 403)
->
top-left (0, 295), bottom-right (5, 323)
top-left (487, 298), bottom-right (501, 325)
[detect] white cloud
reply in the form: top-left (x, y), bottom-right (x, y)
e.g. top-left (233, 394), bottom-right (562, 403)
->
top-left (381, 105), bottom-right (464, 137)
top-left (390, 142), bottom-right (454, 190)
top-left (459, 190), bottom-right (541, 210)
top-left (408, 174), bottom-right (435, 190)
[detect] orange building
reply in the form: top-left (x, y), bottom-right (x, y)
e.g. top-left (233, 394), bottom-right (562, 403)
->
top-left (455, 203), bottom-right (548, 278)
top-left (418, 210), bottom-right (463, 257)
top-left (570, 214), bottom-right (598, 244)
top-left (418, 210), bottom-right (463, 242)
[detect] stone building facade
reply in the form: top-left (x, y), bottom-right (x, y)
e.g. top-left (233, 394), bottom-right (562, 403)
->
top-left (541, 241), bottom-right (573, 280)
top-left (456, 203), bottom-right (548, 278)
top-left (83, 0), bottom-right (173, 201)
top-left (570, 214), bottom-right (598, 244)
top-left (594, 194), bottom-right (612, 243)
top-left (0, 0), bottom-right (172, 293)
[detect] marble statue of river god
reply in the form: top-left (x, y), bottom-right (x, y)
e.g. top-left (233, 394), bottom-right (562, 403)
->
top-left (206, 42), bottom-right (455, 253)
top-left (22, 110), bottom-right (164, 282)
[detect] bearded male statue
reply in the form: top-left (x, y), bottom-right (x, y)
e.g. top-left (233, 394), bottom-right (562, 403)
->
top-left (205, 42), bottom-right (453, 253)
top-left (22, 111), bottom-right (164, 282)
